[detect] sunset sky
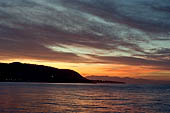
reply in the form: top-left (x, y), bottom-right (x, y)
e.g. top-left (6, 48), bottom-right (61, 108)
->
top-left (0, 0), bottom-right (170, 80)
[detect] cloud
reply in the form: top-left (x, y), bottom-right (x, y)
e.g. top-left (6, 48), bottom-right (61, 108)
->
top-left (0, 0), bottom-right (170, 67)
top-left (89, 55), bottom-right (170, 70)
top-left (134, 48), bottom-right (170, 61)
top-left (153, 48), bottom-right (170, 55)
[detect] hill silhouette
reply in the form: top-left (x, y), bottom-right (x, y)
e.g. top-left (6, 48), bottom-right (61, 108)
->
top-left (0, 62), bottom-right (91, 83)
top-left (87, 76), bottom-right (170, 84)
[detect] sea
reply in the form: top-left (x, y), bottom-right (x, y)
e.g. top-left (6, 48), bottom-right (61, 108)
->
top-left (0, 82), bottom-right (170, 113)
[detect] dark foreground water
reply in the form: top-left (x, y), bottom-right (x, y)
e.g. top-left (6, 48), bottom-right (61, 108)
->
top-left (0, 83), bottom-right (170, 113)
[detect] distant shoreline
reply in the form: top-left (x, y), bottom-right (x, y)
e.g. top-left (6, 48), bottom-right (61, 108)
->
top-left (0, 80), bottom-right (126, 84)
top-left (87, 76), bottom-right (170, 84)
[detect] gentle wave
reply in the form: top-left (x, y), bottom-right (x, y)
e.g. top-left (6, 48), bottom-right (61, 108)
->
top-left (0, 82), bottom-right (170, 113)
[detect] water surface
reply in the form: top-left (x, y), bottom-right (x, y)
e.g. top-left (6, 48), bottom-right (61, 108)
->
top-left (0, 82), bottom-right (170, 113)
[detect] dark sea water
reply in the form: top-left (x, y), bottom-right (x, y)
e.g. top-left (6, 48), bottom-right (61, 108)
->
top-left (0, 83), bottom-right (170, 113)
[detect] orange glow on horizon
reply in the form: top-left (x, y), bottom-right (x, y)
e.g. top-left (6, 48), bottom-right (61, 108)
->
top-left (1, 58), bottom-right (170, 81)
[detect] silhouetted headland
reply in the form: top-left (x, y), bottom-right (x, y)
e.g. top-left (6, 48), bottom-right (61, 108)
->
top-left (0, 62), bottom-right (125, 84)
top-left (0, 62), bottom-right (91, 83)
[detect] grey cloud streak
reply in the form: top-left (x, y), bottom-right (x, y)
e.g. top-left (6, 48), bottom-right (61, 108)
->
top-left (89, 55), bottom-right (170, 70)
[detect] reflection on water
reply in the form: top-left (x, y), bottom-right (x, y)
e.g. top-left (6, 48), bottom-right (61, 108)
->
top-left (0, 82), bottom-right (170, 113)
